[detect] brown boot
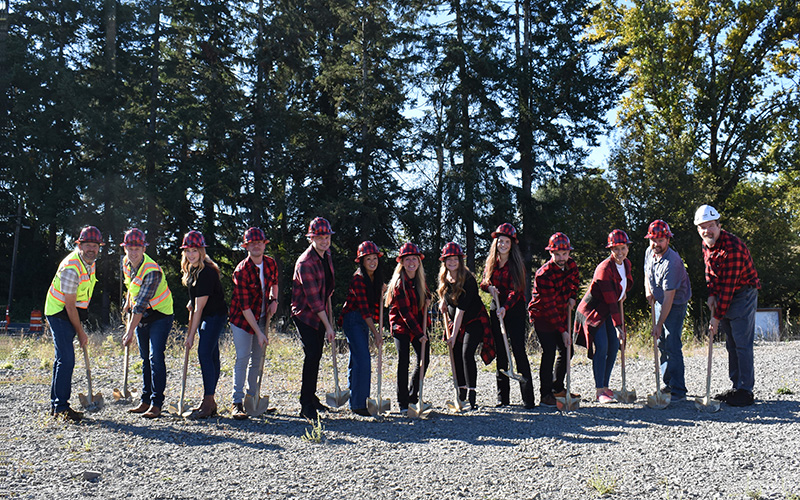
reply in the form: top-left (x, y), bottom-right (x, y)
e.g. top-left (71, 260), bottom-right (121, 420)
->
top-left (193, 395), bottom-right (218, 419)
top-left (231, 402), bottom-right (248, 420)
top-left (128, 401), bottom-right (150, 414)
top-left (142, 405), bottom-right (162, 418)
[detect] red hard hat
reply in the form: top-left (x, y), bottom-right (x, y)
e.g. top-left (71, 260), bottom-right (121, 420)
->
top-left (120, 228), bottom-right (147, 247)
top-left (545, 232), bottom-right (573, 251)
top-left (355, 241), bottom-right (383, 262)
top-left (306, 217), bottom-right (334, 237)
top-left (77, 226), bottom-right (104, 245)
top-left (606, 229), bottom-right (632, 248)
top-left (491, 223), bottom-right (518, 243)
top-left (645, 219), bottom-right (674, 239)
top-left (181, 230), bottom-right (207, 249)
top-left (241, 227), bottom-right (269, 247)
top-left (439, 242), bottom-right (465, 261)
top-left (396, 242), bottom-right (424, 262)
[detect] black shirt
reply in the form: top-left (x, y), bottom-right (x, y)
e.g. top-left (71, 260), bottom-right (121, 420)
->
top-left (188, 265), bottom-right (227, 318)
top-left (444, 273), bottom-right (482, 324)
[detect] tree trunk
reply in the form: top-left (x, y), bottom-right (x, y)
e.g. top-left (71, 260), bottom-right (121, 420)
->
top-left (517, 0), bottom-right (534, 297)
top-left (455, 0), bottom-right (475, 270)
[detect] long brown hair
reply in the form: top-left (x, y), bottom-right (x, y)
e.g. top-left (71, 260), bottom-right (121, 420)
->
top-left (482, 237), bottom-right (525, 292)
top-left (437, 256), bottom-right (469, 305)
top-left (181, 247), bottom-right (220, 287)
top-left (384, 257), bottom-right (427, 310)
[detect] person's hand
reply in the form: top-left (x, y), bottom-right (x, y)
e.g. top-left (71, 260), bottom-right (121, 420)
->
top-left (325, 326), bottom-right (335, 344)
top-left (257, 331), bottom-right (269, 348)
top-left (568, 298), bottom-right (576, 309)
top-left (497, 306), bottom-right (506, 320)
top-left (561, 330), bottom-right (571, 347)
top-left (77, 330), bottom-right (88, 348)
top-left (616, 326), bottom-right (626, 343)
top-left (186, 301), bottom-right (192, 312)
top-left (268, 301), bottom-right (278, 316)
top-left (653, 322), bottom-right (663, 340)
top-left (707, 296), bottom-right (717, 313)
top-left (708, 317), bottom-right (719, 339)
top-left (185, 332), bottom-right (195, 349)
top-left (374, 334), bottom-right (384, 349)
top-left (646, 294), bottom-right (655, 307)
top-left (122, 330), bottom-right (135, 347)
top-left (446, 333), bottom-right (456, 348)
top-left (439, 300), bottom-right (447, 316)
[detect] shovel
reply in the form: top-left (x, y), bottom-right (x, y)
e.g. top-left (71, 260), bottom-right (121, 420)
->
top-left (442, 312), bottom-right (466, 412)
top-left (556, 307), bottom-right (579, 412)
top-left (78, 343), bottom-right (103, 410)
top-left (646, 304), bottom-right (671, 409)
top-left (490, 289), bottom-right (524, 382)
top-left (695, 307), bottom-right (721, 413)
top-left (408, 308), bottom-right (432, 419)
top-left (167, 344), bottom-right (191, 416)
top-left (245, 314), bottom-right (276, 416)
top-left (113, 343), bottom-right (132, 401)
top-left (613, 301), bottom-right (637, 403)
top-left (367, 299), bottom-right (390, 416)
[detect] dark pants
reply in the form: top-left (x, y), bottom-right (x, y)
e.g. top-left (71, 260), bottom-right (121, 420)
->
top-left (136, 314), bottom-right (173, 408)
top-left (535, 321), bottom-right (571, 397)
top-left (453, 322), bottom-right (482, 390)
top-left (490, 304), bottom-right (535, 405)
top-left (197, 314), bottom-right (225, 396)
top-left (47, 315), bottom-right (77, 412)
top-left (295, 318), bottom-right (325, 408)
top-left (720, 287), bottom-right (758, 392)
top-left (394, 334), bottom-right (430, 409)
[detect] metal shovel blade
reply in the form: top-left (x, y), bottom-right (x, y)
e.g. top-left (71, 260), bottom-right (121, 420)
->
top-left (556, 394), bottom-right (580, 412)
top-left (78, 392), bottom-right (104, 411)
top-left (500, 368), bottom-right (524, 382)
top-left (613, 388), bottom-right (637, 404)
top-left (694, 395), bottom-right (721, 413)
top-left (446, 398), bottom-right (467, 413)
top-left (244, 394), bottom-right (274, 417)
top-left (407, 401), bottom-right (433, 419)
top-left (367, 397), bottom-right (391, 416)
top-left (326, 389), bottom-right (350, 408)
top-left (646, 391), bottom-right (671, 409)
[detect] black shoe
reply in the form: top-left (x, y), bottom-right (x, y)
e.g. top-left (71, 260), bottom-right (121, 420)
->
top-left (540, 394), bottom-right (558, 407)
top-left (352, 408), bottom-right (371, 417)
top-left (300, 406), bottom-right (318, 420)
top-left (725, 389), bottom-right (754, 407)
top-left (231, 402), bottom-right (249, 420)
top-left (312, 399), bottom-right (330, 413)
top-left (54, 406), bottom-right (83, 422)
top-left (523, 400), bottom-right (536, 410)
top-left (713, 388), bottom-right (736, 402)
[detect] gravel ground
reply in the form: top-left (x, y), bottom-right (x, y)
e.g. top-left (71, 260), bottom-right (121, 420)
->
top-left (1, 333), bottom-right (799, 499)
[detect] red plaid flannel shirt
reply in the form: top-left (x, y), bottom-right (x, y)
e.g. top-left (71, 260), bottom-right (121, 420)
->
top-left (528, 258), bottom-right (579, 332)
top-left (338, 271), bottom-right (379, 325)
top-left (291, 245), bottom-right (335, 329)
top-left (480, 260), bottom-right (523, 311)
top-left (703, 230), bottom-right (760, 320)
top-left (388, 272), bottom-right (430, 340)
top-left (229, 255), bottom-right (278, 334)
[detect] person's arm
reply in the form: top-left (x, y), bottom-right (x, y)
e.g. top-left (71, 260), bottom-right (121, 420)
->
top-left (319, 297), bottom-right (335, 343)
top-left (653, 289), bottom-right (676, 339)
top-left (63, 293), bottom-right (88, 348)
top-left (185, 296), bottom-right (209, 348)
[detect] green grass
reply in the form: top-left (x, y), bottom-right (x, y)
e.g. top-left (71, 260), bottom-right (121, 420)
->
top-left (588, 467), bottom-right (618, 496)
top-left (776, 385), bottom-right (794, 395)
top-left (301, 416), bottom-right (325, 443)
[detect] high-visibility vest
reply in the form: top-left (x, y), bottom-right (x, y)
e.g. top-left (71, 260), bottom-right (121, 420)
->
top-left (124, 253), bottom-right (174, 315)
top-left (44, 250), bottom-right (97, 316)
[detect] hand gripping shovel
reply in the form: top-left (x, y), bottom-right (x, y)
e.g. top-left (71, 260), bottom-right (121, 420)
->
top-left (408, 308), bottom-right (432, 419)
top-left (613, 301), bottom-right (637, 403)
top-left (367, 298), bottom-right (390, 416)
top-left (556, 307), bottom-right (579, 412)
top-left (78, 344), bottom-right (104, 410)
top-left (113, 343), bottom-right (132, 401)
top-left (646, 304), bottom-right (671, 409)
top-left (490, 289), bottom-right (524, 382)
top-left (245, 314), bottom-right (276, 416)
top-left (167, 344), bottom-right (191, 416)
top-left (442, 312), bottom-right (466, 413)
top-left (695, 307), bottom-right (721, 413)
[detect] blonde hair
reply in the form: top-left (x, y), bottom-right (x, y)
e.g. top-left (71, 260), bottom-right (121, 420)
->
top-left (384, 257), bottom-right (427, 310)
top-left (482, 237), bottom-right (525, 292)
top-left (181, 247), bottom-right (220, 287)
top-left (437, 257), bottom-right (469, 305)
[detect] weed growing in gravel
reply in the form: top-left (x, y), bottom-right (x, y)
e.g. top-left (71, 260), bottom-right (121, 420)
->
top-left (132, 359), bottom-right (143, 375)
top-left (301, 416), bottom-right (325, 444)
top-left (40, 358), bottom-right (51, 370)
top-left (1, 360), bottom-right (12, 369)
top-left (588, 467), bottom-right (618, 496)
top-left (746, 488), bottom-right (764, 499)
top-left (776, 385), bottom-right (794, 395)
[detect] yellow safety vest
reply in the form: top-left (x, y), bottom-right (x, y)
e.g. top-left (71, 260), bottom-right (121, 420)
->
top-left (123, 253), bottom-right (174, 315)
top-left (44, 250), bottom-right (97, 316)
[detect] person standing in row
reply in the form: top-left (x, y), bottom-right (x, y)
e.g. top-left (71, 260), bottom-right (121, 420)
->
top-left (437, 242), bottom-right (494, 410)
top-left (528, 233), bottom-right (580, 407)
top-left (339, 241), bottom-right (385, 416)
top-left (644, 220), bottom-right (691, 402)
top-left (229, 227), bottom-right (277, 421)
top-left (480, 223), bottom-right (535, 408)
top-left (121, 228), bottom-right (174, 419)
top-left (291, 217), bottom-right (336, 421)
top-left (44, 226), bottom-right (103, 422)
top-left (386, 243), bottom-right (431, 415)
top-left (180, 231), bottom-right (228, 419)
top-left (575, 229), bottom-right (632, 404)
top-left (695, 205), bottom-right (760, 407)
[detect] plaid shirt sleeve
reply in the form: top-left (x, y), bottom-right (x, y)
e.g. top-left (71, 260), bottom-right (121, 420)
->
top-left (528, 260), bottom-right (579, 331)
top-left (487, 264), bottom-right (522, 311)
top-left (263, 256), bottom-right (278, 292)
top-left (231, 261), bottom-right (257, 313)
top-left (132, 270), bottom-right (161, 315)
top-left (704, 231), bottom-right (760, 320)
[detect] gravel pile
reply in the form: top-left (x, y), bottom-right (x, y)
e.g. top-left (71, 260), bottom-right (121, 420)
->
top-left (1, 335), bottom-right (799, 499)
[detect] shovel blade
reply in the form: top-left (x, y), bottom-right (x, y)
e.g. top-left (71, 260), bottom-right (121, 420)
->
top-left (446, 399), bottom-right (467, 413)
top-left (326, 389), bottom-right (350, 408)
top-left (613, 389), bottom-right (637, 404)
top-left (367, 397), bottom-right (390, 416)
top-left (407, 402), bottom-right (431, 419)
top-left (244, 396), bottom-right (272, 417)
top-left (78, 393), bottom-right (89, 408)
top-left (694, 396), bottom-right (721, 413)
top-left (556, 396), bottom-right (580, 412)
top-left (646, 392), bottom-right (671, 409)
top-left (500, 369), bottom-right (524, 382)
top-left (113, 389), bottom-right (122, 401)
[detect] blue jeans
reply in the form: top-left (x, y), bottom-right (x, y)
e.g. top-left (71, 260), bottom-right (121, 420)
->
top-left (136, 314), bottom-right (173, 408)
top-left (343, 312), bottom-right (371, 410)
top-left (656, 301), bottom-right (688, 397)
top-left (47, 315), bottom-right (77, 412)
top-left (719, 287), bottom-right (757, 392)
top-left (197, 314), bottom-right (226, 396)
top-left (592, 316), bottom-right (619, 388)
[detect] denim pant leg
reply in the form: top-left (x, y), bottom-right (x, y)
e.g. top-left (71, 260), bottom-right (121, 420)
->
top-left (48, 316), bottom-right (76, 412)
top-left (143, 314), bottom-right (172, 408)
top-left (592, 316), bottom-right (618, 388)
top-left (197, 314), bottom-right (225, 396)
top-left (394, 335), bottom-right (411, 409)
top-left (720, 288), bottom-right (758, 392)
top-left (136, 322), bottom-right (153, 405)
top-left (656, 301), bottom-right (688, 396)
top-left (343, 312), bottom-right (371, 410)
top-left (294, 318), bottom-right (325, 407)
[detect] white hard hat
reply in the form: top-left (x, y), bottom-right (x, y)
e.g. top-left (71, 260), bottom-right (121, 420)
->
top-left (694, 204), bottom-right (720, 225)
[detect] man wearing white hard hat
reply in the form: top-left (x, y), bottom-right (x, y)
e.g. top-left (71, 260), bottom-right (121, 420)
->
top-left (694, 205), bottom-right (760, 407)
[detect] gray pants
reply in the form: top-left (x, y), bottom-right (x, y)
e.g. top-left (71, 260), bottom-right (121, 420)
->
top-left (231, 318), bottom-right (266, 403)
top-left (719, 287), bottom-right (758, 392)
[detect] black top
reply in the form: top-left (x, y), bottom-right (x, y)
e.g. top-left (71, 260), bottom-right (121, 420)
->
top-left (189, 265), bottom-right (227, 318)
top-left (444, 273), bottom-right (482, 324)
